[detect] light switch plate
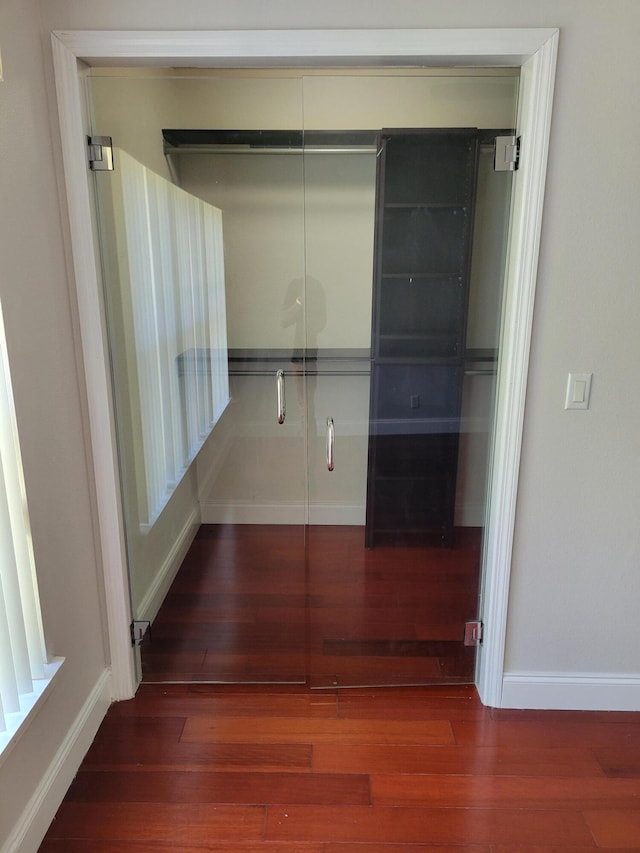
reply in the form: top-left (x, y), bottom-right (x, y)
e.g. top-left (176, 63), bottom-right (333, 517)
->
top-left (565, 372), bottom-right (592, 410)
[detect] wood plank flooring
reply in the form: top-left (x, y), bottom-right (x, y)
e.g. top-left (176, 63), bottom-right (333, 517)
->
top-left (40, 683), bottom-right (640, 850)
top-left (141, 524), bottom-right (481, 686)
top-left (39, 524), bottom-right (640, 848)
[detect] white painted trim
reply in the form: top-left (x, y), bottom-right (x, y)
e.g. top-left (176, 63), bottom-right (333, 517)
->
top-left (50, 27), bottom-right (559, 709)
top-left (475, 31), bottom-right (559, 708)
top-left (51, 28), bottom-right (559, 66)
top-left (502, 672), bottom-right (640, 711)
top-left (4, 668), bottom-right (111, 853)
top-left (50, 34), bottom-right (138, 701)
top-left (137, 509), bottom-right (200, 625)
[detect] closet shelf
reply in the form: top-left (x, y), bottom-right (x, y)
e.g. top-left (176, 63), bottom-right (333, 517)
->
top-left (366, 129), bottom-right (479, 548)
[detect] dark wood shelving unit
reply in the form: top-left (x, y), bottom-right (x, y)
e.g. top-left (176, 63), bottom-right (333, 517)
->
top-left (365, 129), bottom-right (480, 546)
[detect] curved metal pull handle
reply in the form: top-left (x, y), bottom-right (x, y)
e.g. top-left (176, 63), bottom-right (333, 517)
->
top-left (276, 369), bottom-right (286, 425)
top-left (326, 417), bottom-right (335, 472)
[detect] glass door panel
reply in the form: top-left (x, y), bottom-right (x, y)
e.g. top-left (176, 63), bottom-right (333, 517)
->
top-left (300, 137), bottom-right (378, 687)
top-left (89, 73), bottom-right (308, 683)
top-left (303, 76), bottom-right (516, 687)
top-left (88, 68), bottom-right (517, 688)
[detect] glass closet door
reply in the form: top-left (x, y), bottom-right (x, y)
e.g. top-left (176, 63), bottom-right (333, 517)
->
top-left (300, 130), bottom-right (379, 687)
top-left (89, 73), bottom-right (309, 683)
top-left (303, 76), bottom-right (516, 688)
top-left (88, 68), bottom-right (517, 688)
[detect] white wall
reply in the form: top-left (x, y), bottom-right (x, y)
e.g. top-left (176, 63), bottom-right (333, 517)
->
top-left (1, 0), bottom-right (640, 849)
top-left (0, 1), bottom-right (111, 850)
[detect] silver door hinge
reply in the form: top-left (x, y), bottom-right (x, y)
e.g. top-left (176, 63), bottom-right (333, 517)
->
top-left (130, 620), bottom-right (151, 647)
top-left (87, 135), bottom-right (114, 171)
top-left (494, 135), bottom-right (520, 171)
top-left (464, 620), bottom-right (483, 646)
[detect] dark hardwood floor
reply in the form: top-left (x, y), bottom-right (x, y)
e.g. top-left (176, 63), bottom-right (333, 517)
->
top-left (40, 683), bottom-right (640, 850)
top-left (39, 525), bottom-right (640, 849)
top-left (141, 524), bottom-right (481, 686)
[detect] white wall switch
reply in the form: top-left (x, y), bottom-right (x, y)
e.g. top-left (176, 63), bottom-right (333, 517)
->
top-left (565, 372), bottom-right (592, 410)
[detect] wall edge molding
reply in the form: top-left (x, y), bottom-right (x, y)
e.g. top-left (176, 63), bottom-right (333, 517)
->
top-left (51, 32), bottom-right (138, 700)
top-left (475, 29), bottom-right (559, 708)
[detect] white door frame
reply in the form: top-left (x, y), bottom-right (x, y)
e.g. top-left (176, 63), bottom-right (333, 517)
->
top-left (50, 27), bottom-right (558, 706)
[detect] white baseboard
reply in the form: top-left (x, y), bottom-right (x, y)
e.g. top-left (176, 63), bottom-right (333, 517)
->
top-left (502, 671), bottom-right (640, 711)
top-left (6, 668), bottom-right (111, 853)
top-left (307, 504), bottom-right (365, 525)
top-left (200, 501), bottom-right (365, 526)
top-left (200, 502), bottom-right (492, 527)
top-left (137, 508), bottom-right (200, 625)
top-left (200, 502), bottom-right (306, 525)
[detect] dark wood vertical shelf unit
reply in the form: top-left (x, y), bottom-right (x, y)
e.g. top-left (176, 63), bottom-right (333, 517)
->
top-left (366, 129), bottom-right (480, 546)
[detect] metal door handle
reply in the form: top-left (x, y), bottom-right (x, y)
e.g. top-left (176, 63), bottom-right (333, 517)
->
top-left (276, 369), bottom-right (286, 424)
top-left (326, 417), bottom-right (335, 471)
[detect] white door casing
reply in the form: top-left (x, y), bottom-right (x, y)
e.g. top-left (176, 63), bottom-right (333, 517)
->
top-left (50, 27), bottom-right (559, 706)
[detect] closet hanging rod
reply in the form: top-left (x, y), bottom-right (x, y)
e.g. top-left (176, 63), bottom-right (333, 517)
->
top-left (162, 128), bottom-right (379, 156)
top-left (164, 142), bottom-right (497, 156)
top-left (164, 144), bottom-right (378, 156)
